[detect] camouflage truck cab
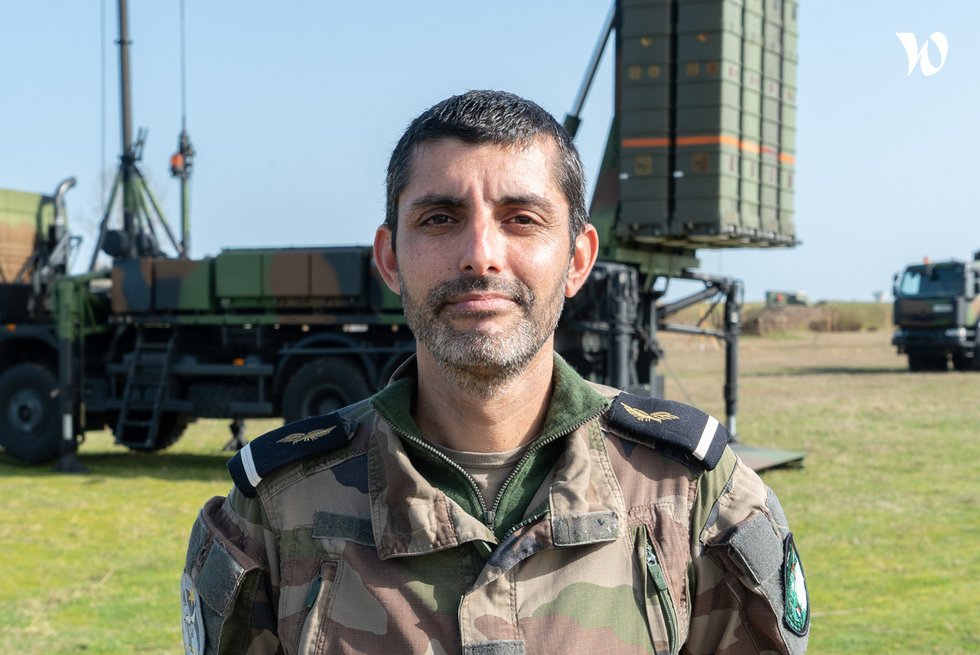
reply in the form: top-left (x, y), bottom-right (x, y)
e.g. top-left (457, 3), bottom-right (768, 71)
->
top-left (0, 180), bottom-right (76, 463)
top-left (0, 185), bottom-right (57, 321)
top-left (891, 253), bottom-right (980, 371)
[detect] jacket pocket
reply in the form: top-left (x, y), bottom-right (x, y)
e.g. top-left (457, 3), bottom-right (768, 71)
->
top-left (637, 526), bottom-right (679, 655)
top-left (295, 560), bottom-right (340, 653)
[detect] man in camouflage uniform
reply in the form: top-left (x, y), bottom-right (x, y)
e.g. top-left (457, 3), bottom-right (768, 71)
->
top-left (182, 90), bottom-right (809, 655)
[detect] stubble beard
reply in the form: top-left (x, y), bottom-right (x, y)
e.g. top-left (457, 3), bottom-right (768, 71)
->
top-left (400, 271), bottom-right (568, 397)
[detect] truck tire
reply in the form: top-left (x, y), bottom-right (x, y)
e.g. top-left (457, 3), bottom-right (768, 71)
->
top-left (112, 411), bottom-right (191, 451)
top-left (908, 354), bottom-right (947, 372)
top-left (951, 353), bottom-right (973, 372)
top-left (0, 363), bottom-right (61, 464)
top-left (282, 357), bottom-right (372, 423)
top-left (149, 412), bottom-right (192, 450)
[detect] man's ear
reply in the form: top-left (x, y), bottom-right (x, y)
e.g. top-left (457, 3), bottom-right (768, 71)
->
top-left (565, 224), bottom-right (599, 297)
top-left (373, 225), bottom-right (401, 294)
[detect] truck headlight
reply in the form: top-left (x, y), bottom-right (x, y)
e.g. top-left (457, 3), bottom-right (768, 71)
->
top-left (944, 327), bottom-right (967, 339)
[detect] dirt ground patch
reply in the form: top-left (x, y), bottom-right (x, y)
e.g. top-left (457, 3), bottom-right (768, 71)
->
top-left (740, 303), bottom-right (892, 336)
top-left (742, 305), bottom-right (835, 335)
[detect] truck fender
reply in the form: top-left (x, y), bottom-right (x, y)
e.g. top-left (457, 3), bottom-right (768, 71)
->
top-left (273, 332), bottom-right (378, 394)
top-left (0, 329), bottom-right (59, 371)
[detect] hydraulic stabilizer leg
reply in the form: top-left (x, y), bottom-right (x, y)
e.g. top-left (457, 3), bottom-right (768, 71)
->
top-left (224, 418), bottom-right (247, 451)
top-left (724, 280), bottom-right (742, 440)
top-left (52, 333), bottom-right (87, 473)
top-left (609, 266), bottom-right (637, 391)
top-left (658, 270), bottom-right (743, 434)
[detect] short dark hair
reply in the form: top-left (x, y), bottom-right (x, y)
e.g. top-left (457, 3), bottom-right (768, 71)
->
top-left (384, 90), bottom-right (588, 248)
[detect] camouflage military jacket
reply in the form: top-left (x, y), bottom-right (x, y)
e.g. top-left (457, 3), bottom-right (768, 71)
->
top-left (182, 357), bottom-right (809, 654)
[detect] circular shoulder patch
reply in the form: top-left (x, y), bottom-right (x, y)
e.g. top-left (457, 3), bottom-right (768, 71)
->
top-left (782, 534), bottom-right (810, 636)
top-left (181, 572), bottom-right (206, 654)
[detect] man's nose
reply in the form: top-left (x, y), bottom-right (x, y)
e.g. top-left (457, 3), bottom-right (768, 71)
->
top-left (459, 212), bottom-right (504, 276)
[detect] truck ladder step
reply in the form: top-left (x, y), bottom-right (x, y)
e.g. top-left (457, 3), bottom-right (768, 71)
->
top-left (114, 328), bottom-right (177, 449)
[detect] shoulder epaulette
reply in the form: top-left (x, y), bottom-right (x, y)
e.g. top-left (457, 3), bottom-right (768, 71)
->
top-left (606, 392), bottom-right (730, 471)
top-left (228, 411), bottom-right (359, 497)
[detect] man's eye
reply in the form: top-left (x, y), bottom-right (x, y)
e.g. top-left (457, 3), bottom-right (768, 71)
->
top-left (510, 214), bottom-right (535, 226)
top-left (424, 214), bottom-right (453, 226)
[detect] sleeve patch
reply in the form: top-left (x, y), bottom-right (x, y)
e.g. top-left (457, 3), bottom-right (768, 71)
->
top-left (783, 534), bottom-right (810, 636)
top-left (181, 572), bottom-right (206, 655)
top-left (607, 392), bottom-right (730, 470)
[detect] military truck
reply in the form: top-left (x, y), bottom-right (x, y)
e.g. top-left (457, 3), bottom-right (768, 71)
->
top-left (0, 0), bottom-right (799, 466)
top-left (891, 253), bottom-right (980, 371)
top-left (0, 236), bottom-right (415, 465)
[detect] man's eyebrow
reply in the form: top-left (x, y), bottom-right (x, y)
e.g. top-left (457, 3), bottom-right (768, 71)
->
top-left (500, 193), bottom-right (559, 213)
top-left (406, 194), bottom-right (466, 213)
top-left (406, 192), bottom-right (559, 215)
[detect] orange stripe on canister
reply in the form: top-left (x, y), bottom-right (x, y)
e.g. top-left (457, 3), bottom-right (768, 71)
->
top-left (621, 135), bottom-right (798, 166)
top-left (675, 134), bottom-right (741, 148)
top-left (622, 137), bottom-right (671, 148)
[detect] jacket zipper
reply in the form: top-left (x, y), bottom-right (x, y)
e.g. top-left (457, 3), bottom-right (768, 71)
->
top-left (496, 413), bottom-right (601, 541)
top-left (391, 404), bottom-right (609, 536)
top-left (390, 426), bottom-right (493, 525)
top-left (491, 406), bottom-right (609, 536)
top-left (304, 570), bottom-right (323, 611)
top-left (645, 543), bottom-right (678, 655)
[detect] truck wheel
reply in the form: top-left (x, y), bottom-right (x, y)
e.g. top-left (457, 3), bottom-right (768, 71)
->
top-left (908, 354), bottom-right (947, 372)
top-left (0, 363), bottom-right (61, 464)
top-left (952, 353), bottom-right (973, 372)
top-left (150, 412), bottom-right (191, 450)
top-left (112, 412), bottom-right (191, 451)
top-left (282, 358), bottom-right (372, 423)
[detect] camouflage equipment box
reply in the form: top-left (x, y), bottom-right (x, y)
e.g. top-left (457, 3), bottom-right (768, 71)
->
top-left (110, 247), bottom-right (403, 320)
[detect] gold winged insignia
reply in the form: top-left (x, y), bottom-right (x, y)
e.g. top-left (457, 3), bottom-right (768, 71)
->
top-left (621, 403), bottom-right (679, 424)
top-left (278, 426), bottom-right (336, 445)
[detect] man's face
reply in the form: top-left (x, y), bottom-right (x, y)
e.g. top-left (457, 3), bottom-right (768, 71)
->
top-left (374, 137), bottom-right (596, 394)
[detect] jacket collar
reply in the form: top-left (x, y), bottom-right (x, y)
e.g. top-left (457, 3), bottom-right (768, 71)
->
top-left (367, 354), bottom-right (620, 559)
top-left (370, 354), bottom-right (609, 446)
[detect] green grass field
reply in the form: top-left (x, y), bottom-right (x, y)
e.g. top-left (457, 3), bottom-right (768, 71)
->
top-left (1, 330), bottom-right (978, 653)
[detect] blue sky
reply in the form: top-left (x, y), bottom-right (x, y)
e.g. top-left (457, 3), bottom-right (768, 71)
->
top-left (2, 1), bottom-right (978, 301)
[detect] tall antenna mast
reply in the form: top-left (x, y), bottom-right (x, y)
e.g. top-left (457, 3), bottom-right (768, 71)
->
top-left (170, 0), bottom-right (194, 258)
top-left (117, 0), bottom-right (136, 256)
top-left (89, 0), bottom-right (184, 270)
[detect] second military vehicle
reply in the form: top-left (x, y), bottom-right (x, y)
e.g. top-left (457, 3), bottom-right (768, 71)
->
top-left (892, 253), bottom-right (980, 371)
